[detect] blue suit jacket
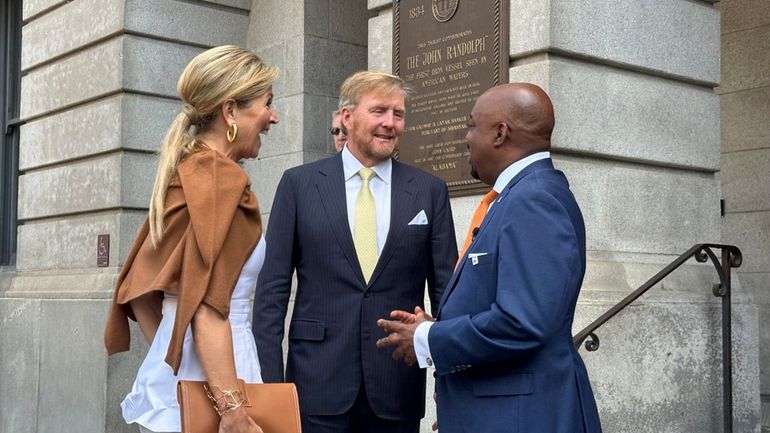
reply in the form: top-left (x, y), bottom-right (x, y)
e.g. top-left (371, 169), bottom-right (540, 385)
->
top-left (252, 152), bottom-right (457, 419)
top-left (429, 159), bottom-right (602, 433)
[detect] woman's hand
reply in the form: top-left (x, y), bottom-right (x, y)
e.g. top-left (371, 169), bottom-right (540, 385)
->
top-left (218, 407), bottom-right (264, 433)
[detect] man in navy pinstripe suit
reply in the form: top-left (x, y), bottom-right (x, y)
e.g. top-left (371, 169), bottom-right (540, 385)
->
top-left (252, 71), bottom-right (457, 433)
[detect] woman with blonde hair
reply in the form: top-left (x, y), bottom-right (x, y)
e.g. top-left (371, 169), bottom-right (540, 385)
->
top-left (105, 45), bottom-right (278, 433)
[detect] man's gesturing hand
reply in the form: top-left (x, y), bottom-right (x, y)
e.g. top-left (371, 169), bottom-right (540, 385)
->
top-left (376, 307), bottom-right (433, 366)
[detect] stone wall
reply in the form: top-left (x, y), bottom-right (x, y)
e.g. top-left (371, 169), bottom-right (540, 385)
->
top-left (1, 1), bottom-right (764, 432)
top-left (0, 1), bottom-right (251, 432)
top-left (717, 0), bottom-right (770, 431)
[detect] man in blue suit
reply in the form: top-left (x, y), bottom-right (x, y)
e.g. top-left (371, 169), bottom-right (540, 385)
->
top-left (252, 71), bottom-right (457, 433)
top-left (377, 83), bottom-right (603, 433)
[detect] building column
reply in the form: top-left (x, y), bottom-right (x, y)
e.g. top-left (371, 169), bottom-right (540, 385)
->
top-left (717, 0), bottom-right (770, 431)
top-left (244, 0), bottom-right (369, 220)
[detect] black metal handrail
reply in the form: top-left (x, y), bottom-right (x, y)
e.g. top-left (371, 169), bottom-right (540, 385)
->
top-left (573, 243), bottom-right (742, 433)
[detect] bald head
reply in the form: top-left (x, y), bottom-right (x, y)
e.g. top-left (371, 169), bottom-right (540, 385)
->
top-left (477, 83), bottom-right (554, 150)
top-left (466, 83), bottom-right (555, 185)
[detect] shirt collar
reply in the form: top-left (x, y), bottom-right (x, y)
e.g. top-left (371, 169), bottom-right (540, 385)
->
top-left (492, 151), bottom-right (551, 193)
top-left (342, 144), bottom-right (392, 184)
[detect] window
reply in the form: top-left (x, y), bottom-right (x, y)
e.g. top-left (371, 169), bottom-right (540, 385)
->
top-left (1, 0), bottom-right (22, 266)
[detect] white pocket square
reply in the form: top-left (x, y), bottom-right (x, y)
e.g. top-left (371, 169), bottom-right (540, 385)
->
top-left (408, 210), bottom-right (428, 225)
top-left (468, 252), bottom-right (488, 266)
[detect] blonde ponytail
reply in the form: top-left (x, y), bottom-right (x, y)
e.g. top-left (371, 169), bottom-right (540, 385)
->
top-left (148, 112), bottom-right (203, 247)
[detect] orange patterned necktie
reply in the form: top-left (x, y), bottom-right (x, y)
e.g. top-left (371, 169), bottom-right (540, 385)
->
top-left (456, 190), bottom-right (499, 268)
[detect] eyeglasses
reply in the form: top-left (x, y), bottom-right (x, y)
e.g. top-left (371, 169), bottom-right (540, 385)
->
top-left (330, 127), bottom-right (342, 136)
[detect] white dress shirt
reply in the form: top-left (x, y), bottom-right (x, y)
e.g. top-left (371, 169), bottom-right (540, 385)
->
top-left (341, 144), bottom-right (392, 254)
top-left (414, 151), bottom-right (551, 369)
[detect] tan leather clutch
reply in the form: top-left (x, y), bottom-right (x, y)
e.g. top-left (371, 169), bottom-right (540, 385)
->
top-left (177, 380), bottom-right (302, 433)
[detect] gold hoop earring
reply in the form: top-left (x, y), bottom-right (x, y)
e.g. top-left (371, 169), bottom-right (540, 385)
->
top-left (226, 123), bottom-right (238, 143)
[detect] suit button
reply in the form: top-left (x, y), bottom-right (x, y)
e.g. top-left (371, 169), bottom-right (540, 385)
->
top-left (364, 292), bottom-right (371, 298)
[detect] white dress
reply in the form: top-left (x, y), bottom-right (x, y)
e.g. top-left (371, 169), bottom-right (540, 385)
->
top-left (121, 236), bottom-right (266, 432)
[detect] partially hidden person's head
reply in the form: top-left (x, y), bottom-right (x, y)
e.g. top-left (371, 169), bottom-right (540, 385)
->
top-left (150, 45), bottom-right (278, 247)
top-left (330, 110), bottom-right (348, 152)
top-left (466, 83), bottom-right (554, 186)
top-left (338, 71), bottom-right (410, 167)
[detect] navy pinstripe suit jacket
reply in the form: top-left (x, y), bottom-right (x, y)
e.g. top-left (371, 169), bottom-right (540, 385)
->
top-left (252, 152), bottom-right (457, 420)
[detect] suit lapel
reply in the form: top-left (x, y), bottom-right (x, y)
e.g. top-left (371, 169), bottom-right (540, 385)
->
top-left (366, 160), bottom-right (417, 288)
top-left (436, 251), bottom-right (466, 317)
top-left (315, 154), bottom-right (367, 285)
top-left (437, 192), bottom-right (506, 317)
top-left (436, 158), bottom-right (555, 318)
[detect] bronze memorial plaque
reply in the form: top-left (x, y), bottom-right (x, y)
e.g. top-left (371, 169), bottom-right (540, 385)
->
top-left (394, 0), bottom-right (508, 195)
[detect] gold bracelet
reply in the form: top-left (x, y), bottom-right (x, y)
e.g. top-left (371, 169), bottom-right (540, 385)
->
top-left (204, 384), bottom-right (246, 416)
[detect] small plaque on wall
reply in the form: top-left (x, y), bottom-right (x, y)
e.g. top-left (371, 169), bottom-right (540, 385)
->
top-left (97, 234), bottom-right (110, 267)
top-left (393, 0), bottom-right (509, 196)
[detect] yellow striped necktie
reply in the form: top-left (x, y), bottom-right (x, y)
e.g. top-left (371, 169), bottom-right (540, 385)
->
top-left (354, 167), bottom-right (378, 282)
